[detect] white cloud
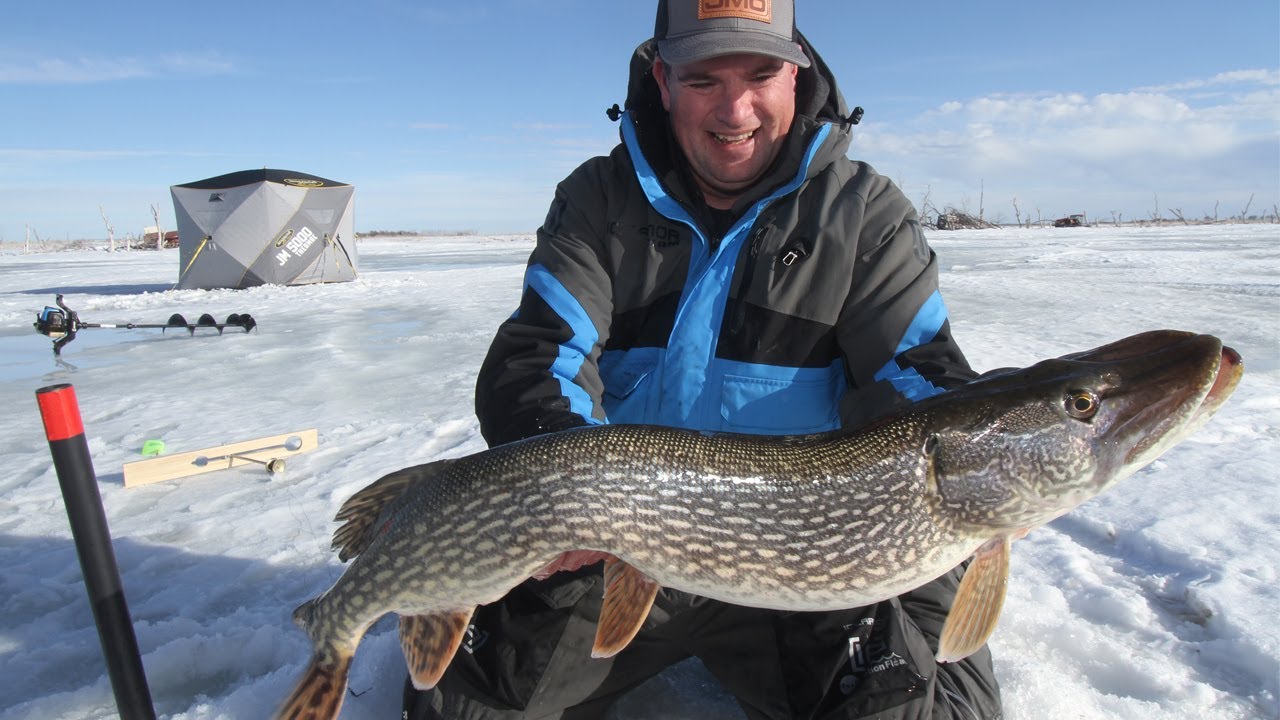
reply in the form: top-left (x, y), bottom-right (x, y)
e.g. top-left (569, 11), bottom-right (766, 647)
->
top-left (0, 148), bottom-right (166, 160)
top-left (0, 57), bottom-right (148, 83)
top-left (510, 122), bottom-right (591, 132)
top-left (158, 51), bottom-right (237, 76)
top-left (855, 69), bottom-right (1279, 220)
top-left (0, 52), bottom-right (236, 84)
top-left (1137, 68), bottom-right (1280, 93)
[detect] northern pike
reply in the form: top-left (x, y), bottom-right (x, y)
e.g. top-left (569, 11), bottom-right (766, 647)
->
top-left (276, 329), bottom-right (1242, 719)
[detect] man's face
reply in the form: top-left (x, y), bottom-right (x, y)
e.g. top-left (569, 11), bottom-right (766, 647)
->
top-left (654, 53), bottom-right (798, 209)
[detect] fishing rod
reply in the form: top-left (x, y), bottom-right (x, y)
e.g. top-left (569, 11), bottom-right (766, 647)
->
top-left (33, 294), bottom-right (256, 356)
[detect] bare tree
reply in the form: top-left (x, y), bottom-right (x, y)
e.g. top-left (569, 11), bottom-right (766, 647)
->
top-left (27, 225), bottom-right (46, 252)
top-left (1012, 197), bottom-right (1022, 228)
top-left (934, 206), bottom-right (999, 230)
top-left (1240, 193), bottom-right (1255, 221)
top-left (151, 204), bottom-right (164, 251)
top-left (979, 179), bottom-right (985, 222)
top-left (100, 205), bottom-right (115, 252)
top-left (1169, 208), bottom-right (1188, 225)
top-left (918, 184), bottom-right (937, 226)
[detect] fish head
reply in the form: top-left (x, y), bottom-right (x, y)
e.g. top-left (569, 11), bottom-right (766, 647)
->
top-left (924, 330), bottom-right (1242, 532)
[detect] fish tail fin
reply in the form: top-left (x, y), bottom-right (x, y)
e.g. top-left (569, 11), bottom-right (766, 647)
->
top-left (274, 651), bottom-right (352, 720)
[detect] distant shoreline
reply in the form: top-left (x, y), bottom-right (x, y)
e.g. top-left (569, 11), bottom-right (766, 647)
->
top-left (5, 218), bottom-right (1275, 255)
top-left (0, 231), bottom-right (539, 254)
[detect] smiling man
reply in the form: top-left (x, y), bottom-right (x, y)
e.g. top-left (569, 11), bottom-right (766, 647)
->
top-left (653, 52), bottom-right (799, 208)
top-left (404, 1), bottom-right (1003, 718)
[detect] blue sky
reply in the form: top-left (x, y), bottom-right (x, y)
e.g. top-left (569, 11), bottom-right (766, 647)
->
top-left (2, 1), bottom-right (1277, 240)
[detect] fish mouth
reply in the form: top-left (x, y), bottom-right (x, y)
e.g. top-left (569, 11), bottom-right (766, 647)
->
top-left (1137, 341), bottom-right (1242, 460)
top-left (1200, 344), bottom-right (1243, 419)
top-left (1076, 331), bottom-right (1244, 469)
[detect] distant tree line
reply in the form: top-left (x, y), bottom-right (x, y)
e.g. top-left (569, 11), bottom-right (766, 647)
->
top-left (357, 229), bottom-right (478, 238)
top-left (912, 182), bottom-right (1279, 230)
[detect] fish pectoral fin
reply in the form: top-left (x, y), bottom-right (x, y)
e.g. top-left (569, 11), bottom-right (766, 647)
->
top-left (936, 535), bottom-right (1011, 663)
top-left (400, 608), bottom-right (475, 690)
top-left (592, 559), bottom-right (660, 659)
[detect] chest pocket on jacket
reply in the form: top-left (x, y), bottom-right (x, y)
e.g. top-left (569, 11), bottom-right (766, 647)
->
top-left (598, 348), bottom-right (660, 424)
top-left (719, 362), bottom-right (845, 434)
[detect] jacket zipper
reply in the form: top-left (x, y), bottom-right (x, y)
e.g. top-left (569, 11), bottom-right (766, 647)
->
top-left (780, 242), bottom-right (809, 267)
top-left (733, 224), bottom-right (774, 327)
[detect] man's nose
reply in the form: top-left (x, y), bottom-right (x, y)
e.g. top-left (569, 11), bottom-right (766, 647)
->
top-left (715, 87), bottom-right (756, 126)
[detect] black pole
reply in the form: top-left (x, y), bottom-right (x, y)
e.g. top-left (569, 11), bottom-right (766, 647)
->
top-left (36, 384), bottom-right (157, 720)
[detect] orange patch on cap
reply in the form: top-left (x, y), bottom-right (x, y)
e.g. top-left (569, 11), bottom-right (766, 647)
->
top-left (698, 0), bottom-right (772, 24)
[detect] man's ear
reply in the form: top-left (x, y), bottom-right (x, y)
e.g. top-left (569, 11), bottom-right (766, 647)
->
top-left (652, 56), bottom-right (672, 111)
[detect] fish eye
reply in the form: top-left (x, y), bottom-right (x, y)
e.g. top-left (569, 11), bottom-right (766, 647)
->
top-left (1065, 389), bottom-right (1100, 419)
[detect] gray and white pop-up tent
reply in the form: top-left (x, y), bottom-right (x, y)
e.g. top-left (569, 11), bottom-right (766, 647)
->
top-left (171, 169), bottom-right (358, 289)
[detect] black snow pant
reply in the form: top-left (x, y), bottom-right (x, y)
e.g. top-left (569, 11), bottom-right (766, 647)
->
top-left (402, 563), bottom-right (1002, 720)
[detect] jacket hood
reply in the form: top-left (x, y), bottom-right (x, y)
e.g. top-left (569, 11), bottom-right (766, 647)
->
top-left (615, 32), bottom-right (855, 216)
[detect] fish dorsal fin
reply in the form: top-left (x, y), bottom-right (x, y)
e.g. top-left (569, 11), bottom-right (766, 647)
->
top-left (937, 535), bottom-right (1011, 663)
top-left (592, 558), bottom-right (660, 658)
top-left (331, 461), bottom-right (451, 561)
top-left (400, 608), bottom-right (475, 690)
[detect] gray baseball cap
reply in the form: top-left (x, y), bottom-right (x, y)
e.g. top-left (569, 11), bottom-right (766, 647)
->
top-left (654, 0), bottom-right (811, 68)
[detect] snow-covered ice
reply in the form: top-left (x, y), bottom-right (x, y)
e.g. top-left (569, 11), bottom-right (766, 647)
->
top-left (1, 224), bottom-right (1276, 719)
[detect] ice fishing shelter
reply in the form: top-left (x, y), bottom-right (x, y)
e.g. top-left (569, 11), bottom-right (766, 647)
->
top-left (171, 169), bottom-right (358, 289)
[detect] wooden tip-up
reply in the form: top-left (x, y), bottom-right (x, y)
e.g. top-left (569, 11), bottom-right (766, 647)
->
top-left (121, 429), bottom-right (318, 487)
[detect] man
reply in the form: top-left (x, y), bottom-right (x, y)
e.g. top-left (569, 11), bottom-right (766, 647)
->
top-left (405, 1), bottom-right (1002, 718)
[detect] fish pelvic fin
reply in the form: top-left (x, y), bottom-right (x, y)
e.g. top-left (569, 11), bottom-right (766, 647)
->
top-left (274, 651), bottom-right (352, 720)
top-left (937, 535), bottom-right (1011, 663)
top-left (592, 559), bottom-right (660, 659)
top-left (331, 461), bottom-right (452, 562)
top-left (400, 608), bottom-right (476, 690)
